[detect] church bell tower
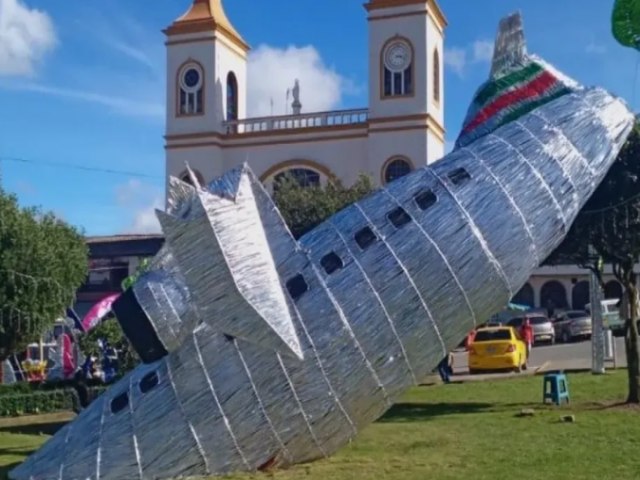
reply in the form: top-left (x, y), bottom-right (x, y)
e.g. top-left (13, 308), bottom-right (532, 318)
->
top-left (164, 0), bottom-right (249, 195)
top-left (365, 0), bottom-right (447, 173)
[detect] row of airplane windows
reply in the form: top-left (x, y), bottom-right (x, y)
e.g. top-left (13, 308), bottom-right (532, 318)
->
top-left (284, 166), bottom-right (472, 302)
top-left (111, 370), bottom-right (160, 414)
top-left (108, 167), bottom-right (471, 415)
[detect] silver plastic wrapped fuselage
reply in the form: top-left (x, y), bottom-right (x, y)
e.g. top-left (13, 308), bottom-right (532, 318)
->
top-left (11, 88), bottom-right (634, 480)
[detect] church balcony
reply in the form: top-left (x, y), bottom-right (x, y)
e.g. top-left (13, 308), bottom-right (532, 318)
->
top-left (223, 108), bottom-right (369, 135)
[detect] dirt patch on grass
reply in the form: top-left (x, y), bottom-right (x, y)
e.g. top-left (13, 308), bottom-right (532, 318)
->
top-left (580, 400), bottom-right (640, 411)
top-left (598, 401), bottom-right (640, 411)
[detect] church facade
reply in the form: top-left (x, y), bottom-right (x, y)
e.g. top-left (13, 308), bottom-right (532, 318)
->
top-left (161, 0), bottom-right (629, 313)
top-left (164, 0), bottom-right (447, 193)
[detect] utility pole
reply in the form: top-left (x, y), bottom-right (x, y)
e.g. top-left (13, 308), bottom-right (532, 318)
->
top-left (590, 245), bottom-right (606, 374)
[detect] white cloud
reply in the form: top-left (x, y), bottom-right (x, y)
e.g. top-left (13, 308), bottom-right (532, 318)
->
top-left (0, 0), bottom-right (56, 76)
top-left (0, 9), bottom-right (164, 119)
top-left (130, 205), bottom-right (163, 234)
top-left (1, 81), bottom-right (164, 118)
top-left (444, 47), bottom-right (467, 76)
top-left (445, 39), bottom-right (494, 77)
top-left (115, 179), bottom-right (164, 234)
top-left (102, 39), bottom-right (156, 70)
top-left (247, 44), bottom-right (355, 117)
top-left (586, 42), bottom-right (606, 55)
top-left (1, 9), bottom-right (357, 121)
top-left (472, 40), bottom-right (494, 63)
top-left (73, 13), bottom-right (162, 75)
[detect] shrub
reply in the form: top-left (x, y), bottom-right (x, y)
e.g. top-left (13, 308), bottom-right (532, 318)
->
top-left (0, 390), bottom-right (73, 417)
top-left (0, 382), bottom-right (33, 396)
top-left (0, 378), bottom-right (105, 397)
top-left (0, 383), bottom-right (108, 417)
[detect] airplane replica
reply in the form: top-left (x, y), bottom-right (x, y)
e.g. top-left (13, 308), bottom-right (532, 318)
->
top-left (12, 12), bottom-right (636, 480)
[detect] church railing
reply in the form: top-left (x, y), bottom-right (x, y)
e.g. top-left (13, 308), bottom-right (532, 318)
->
top-left (223, 108), bottom-right (369, 134)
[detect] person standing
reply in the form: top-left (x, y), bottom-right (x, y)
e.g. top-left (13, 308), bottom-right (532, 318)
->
top-left (465, 328), bottom-right (477, 351)
top-left (520, 317), bottom-right (534, 360)
top-left (546, 300), bottom-right (556, 320)
top-left (72, 369), bottom-right (90, 412)
top-left (437, 352), bottom-right (454, 383)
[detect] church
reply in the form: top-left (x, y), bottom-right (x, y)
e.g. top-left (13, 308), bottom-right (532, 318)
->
top-left (164, 0), bottom-right (446, 193)
top-left (161, 0), bottom-right (626, 313)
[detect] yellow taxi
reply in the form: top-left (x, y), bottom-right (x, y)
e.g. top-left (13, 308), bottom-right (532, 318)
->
top-left (468, 326), bottom-right (527, 374)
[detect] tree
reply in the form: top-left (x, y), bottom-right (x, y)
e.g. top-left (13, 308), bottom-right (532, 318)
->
top-left (78, 316), bottom-right (139, 375)
top-left (548, 123), bottom-right (640, 402)
top-left (78, 256), bottom-right (151, 375)
top-left (0, 189), bottom-right (88, 362)
top-left (273, 173), bottom-right (376, 239)
top-left (121, 257), bottom-right (151, 291)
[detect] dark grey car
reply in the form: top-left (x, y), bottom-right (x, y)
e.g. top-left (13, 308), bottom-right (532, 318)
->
top-left (553, 310), bottom-right (592, 343)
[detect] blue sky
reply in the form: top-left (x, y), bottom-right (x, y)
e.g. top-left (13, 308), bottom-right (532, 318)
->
top-left (0, 0), bottom-right (637, 236)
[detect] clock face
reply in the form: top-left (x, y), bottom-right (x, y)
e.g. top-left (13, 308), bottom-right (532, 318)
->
top-left (384, 41), bottom-right (412, 71)
top-left (183, 68), bottom-right (201, 89)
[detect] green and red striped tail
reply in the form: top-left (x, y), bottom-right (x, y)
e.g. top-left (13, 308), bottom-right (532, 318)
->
top-left (455, 13), bottom-right (577, 148)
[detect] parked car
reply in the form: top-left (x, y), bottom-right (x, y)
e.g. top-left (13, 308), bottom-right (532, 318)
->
top-left (507, 315), bottom-right (555, 345)
top-left (468, 326), bottom-right (527, 374)
top-left (585, 299), bottom-right (624, 336)
top-left (553, 310), bottom-right (592, 343)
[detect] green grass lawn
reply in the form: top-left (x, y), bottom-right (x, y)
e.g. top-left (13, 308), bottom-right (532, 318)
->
top-left (2, 372), bottom-right (640, 480)
top-left (0, 411), bottom-right (74, 479)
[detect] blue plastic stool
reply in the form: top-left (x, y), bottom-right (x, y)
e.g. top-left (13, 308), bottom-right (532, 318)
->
top-left (543, 371), bottom-right (570, 405)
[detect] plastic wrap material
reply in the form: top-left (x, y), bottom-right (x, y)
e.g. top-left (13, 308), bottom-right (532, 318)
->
top-left (11, 12), bottom-right (636, 480)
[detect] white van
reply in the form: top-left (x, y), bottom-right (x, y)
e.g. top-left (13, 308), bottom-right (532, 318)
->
top-left (585, 299), bottom-right (624, 335)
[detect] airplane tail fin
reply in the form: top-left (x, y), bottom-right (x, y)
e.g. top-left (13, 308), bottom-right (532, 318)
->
top-left (454, 12), bottom-right (580, 149)
top-left (490, 12), bottom-right (527, 78)
top-left (156, 164), bottom-right (304, 360)
top-left (113, 165), bottom-right (304, 363)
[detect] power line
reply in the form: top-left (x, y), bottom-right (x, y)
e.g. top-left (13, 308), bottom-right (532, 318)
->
top-left (3, 156), bottom-right (637, 215)
top-left (0, 156), bottom-right (163, 179)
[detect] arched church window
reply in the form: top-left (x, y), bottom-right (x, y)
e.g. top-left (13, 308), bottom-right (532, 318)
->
top-left (227, 72), bottom-right (239, 122)
top-left (382, 38), bottom-right (414, 98)
top-left (433, 49), bottom-right (440, 103)
top-left (273, 168), bottom-right (321, 193)
top-left (383, 157), bottom-right (413, 184)
top-left (178, 62), bottom-right (204, 116)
